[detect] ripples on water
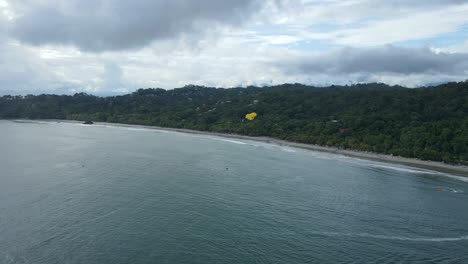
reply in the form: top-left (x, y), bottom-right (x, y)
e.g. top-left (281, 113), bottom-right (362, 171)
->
top-left (1, 120), bottom-right (467, 264)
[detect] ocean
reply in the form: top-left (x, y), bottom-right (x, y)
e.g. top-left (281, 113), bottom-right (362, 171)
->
top-left (1, 120), bottom-right (467, 263)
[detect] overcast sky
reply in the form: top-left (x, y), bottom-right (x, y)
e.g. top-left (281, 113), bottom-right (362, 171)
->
top-left (1, 0), bottom-right (468, 95)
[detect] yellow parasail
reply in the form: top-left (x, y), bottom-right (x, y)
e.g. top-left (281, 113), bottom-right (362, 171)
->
top-left (245, 112), bottom-right (257, 121)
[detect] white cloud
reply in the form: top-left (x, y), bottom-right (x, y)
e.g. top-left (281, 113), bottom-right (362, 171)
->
top-left (434, 40), bottom-right (468, 53)
top-left (0, 0), bottom-right (14, 20)
top-left (1, 0), bottom-right (468, 95)
top-left (332, 4), bottom-right (468, 46)
top-left (267, 1), bottom-right (468, 47)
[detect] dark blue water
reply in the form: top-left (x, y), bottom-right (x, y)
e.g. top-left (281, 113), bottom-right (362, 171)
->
top-left (1, 120), bottom-right (467, 263)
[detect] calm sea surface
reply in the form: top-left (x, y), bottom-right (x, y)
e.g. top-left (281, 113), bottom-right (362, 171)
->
top-left (1, 120), bottom-right (467, 264)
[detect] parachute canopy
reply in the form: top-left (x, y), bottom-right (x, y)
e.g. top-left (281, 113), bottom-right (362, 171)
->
top-left (245, 112), bottom-right (257, 121)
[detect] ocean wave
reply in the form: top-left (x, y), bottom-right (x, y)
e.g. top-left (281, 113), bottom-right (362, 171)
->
top-left (435, 187), bottom-right (465, 193)
top-left (331, 156), bottom-right (451, 176)
top-left (210, 137), bottom-right (299, 153)
top-left (95, 125), bottom-right (157, 133)
top-left (13, 120), bottom-right (53, 125)
top-left (280, 147), bottom-right (297, 153)
top-left (366, 163), bottom-right (436, 175)
top-left (365, 163), bottom-right (468, 183)
top-left (212, 138), bottom-right (248, 145)
top-left (442, 174), bottom-right (468, 183)
top-left (310, 231), bottom-right (468, 242)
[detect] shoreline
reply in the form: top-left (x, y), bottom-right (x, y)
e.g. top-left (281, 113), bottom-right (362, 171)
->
top-left (8, 119), bottom-right (468, 178)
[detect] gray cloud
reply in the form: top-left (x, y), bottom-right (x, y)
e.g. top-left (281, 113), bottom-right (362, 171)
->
top-left (8, 0), bottom-right (267, 52)
top-left (0, 41), bottom-right (81, 95)
top-left (1, 0), bottom-right (468, 95)
top-left (280, 46), bottom-right (468, 76)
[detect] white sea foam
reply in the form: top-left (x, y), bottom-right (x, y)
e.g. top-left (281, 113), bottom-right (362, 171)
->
top-left (310, 231), bottom-right (468, 242)
top-left (330, 156), bottom-right (449, 176)
top-left (364, 163), bottom-right (468, 183)
top-left (442, 174), bottom-right (468, 183)
top-left (13, 120), bottom-right (52, 125)
top-left (280, 147), bottom-right (297, 153)
top-left (294, 153), bottom-right (468, 183)
top-left (100, 125), bottom-right (154, 132)
top-left (211, 137), bottom-right (299, 153)
top-left (367, 163), bottom-right (436, 175)
top-left (212, 138), bottom-right (248, 145)
top-left (435, 187), bottom-right (465, 193)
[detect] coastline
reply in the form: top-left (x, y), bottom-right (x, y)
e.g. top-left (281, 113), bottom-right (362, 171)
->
top-left (8, 119), bottom-right (468, 177)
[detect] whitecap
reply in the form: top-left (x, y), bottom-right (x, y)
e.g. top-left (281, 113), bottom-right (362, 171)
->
top-left (309, 231), bottom-right (468, 242)
top-left (281, 147), bottom-right (297, 153)
top-left (367, 163), bottom-right (436, 175)
top-left (442, 174), bottom-right (468, 184)
top-left (211, 138), bottom-right (248, 145)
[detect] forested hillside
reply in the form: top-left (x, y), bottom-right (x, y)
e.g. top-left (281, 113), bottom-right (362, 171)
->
top-left (1, 82), bottom-right (467, 164)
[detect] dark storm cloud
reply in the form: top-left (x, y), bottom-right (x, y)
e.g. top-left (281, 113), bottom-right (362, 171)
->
top-left (8, 0), bottom-right (267, 52)
top-left (280, 46), bottom-right (468, 75)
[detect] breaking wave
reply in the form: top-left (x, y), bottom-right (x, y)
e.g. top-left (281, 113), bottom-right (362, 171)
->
top-left (310, 231), bottom-right (468, 242)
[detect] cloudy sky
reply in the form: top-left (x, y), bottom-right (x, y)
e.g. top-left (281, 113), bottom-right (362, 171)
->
top-left (1, 0), bottom-right (468, 95)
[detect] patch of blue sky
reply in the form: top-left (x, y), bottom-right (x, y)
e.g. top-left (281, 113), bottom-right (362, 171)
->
top-left (310, 19), bottom-right (378, 31)
top-left (273, 21), bottom-right (376, 52)
top-left (395, 25), bottom-right (468, 49)
top-left (301, 0), bottom-right (325, 6)
top-left (278, 39), bottom-right (336, 52)
top-left (309, 23), bottom-right (340, 33)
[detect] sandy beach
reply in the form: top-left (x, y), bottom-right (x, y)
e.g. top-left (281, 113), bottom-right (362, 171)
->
top-left (12, 119), bottom-right (468, 178)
